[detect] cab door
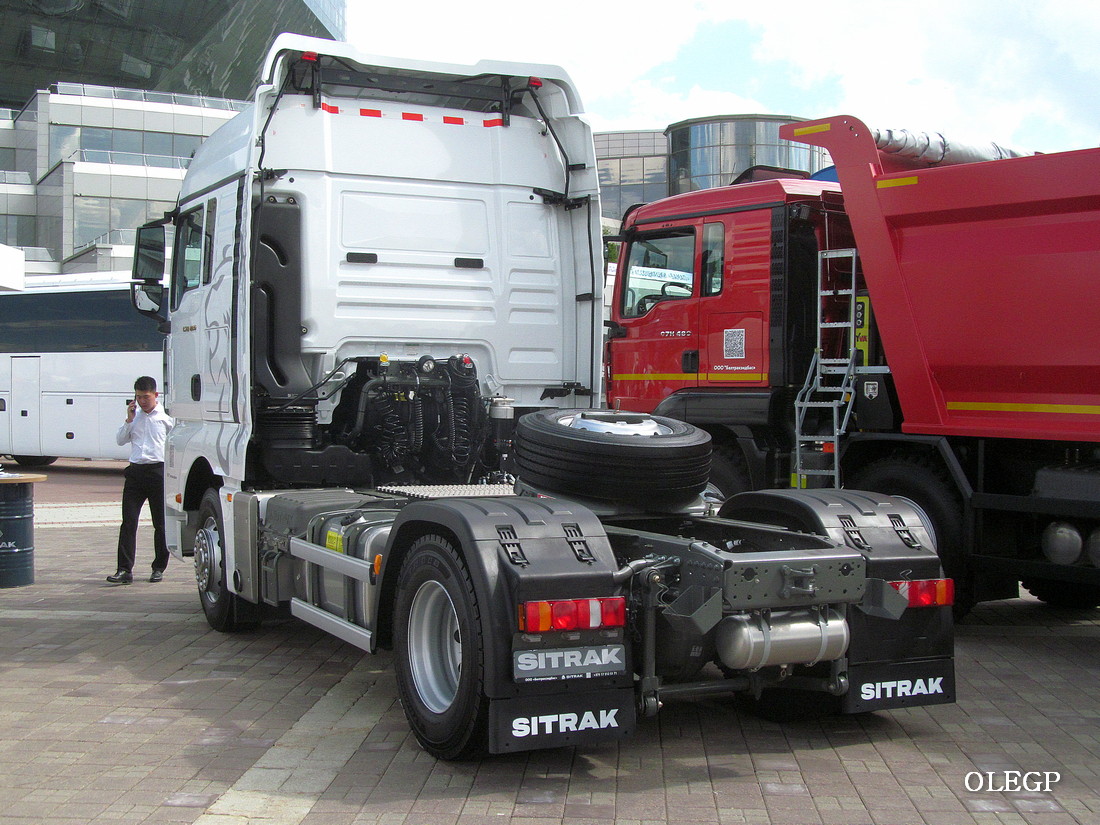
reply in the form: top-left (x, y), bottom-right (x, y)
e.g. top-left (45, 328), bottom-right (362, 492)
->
top-left (697, 212), bottom-right (771, 390)
top-left (607, 227), bottom-right (700, 413)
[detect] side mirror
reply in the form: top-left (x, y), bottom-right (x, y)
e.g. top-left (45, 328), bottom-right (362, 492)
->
top-left (131, 281), bottom-right (169, 329)
top-left (133, 223), bottom-right (166, 283)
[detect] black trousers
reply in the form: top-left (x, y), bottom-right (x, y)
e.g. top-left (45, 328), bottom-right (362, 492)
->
top-left (116, 462), bottom-right (169, 574)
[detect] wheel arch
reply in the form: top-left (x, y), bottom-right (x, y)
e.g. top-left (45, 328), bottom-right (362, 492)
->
top-left (382, 502), bottom-right (515, 698)
top-left (840, 434), bottom-right (973, 500)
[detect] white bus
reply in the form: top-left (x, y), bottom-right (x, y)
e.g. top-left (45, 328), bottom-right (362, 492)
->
top-left (0, 281), bottom-right (163, 466)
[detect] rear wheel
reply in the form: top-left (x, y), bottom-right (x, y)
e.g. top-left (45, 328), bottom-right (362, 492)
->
top-left (394, 535), bottom-right (489, 760)
top-left (847, 455), bottom-right (972, 618)
top-left (707, 443), bottom-right (752, 500)
top-left (13, 455), bottom-right (57, 467)
top-left (1022, 578), bottom-right (1100, 609)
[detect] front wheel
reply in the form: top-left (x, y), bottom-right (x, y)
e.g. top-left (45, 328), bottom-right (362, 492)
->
top-left (393, 535), bottom-right (489, 760)
top-left (194, 488), bottom-right (254, 632)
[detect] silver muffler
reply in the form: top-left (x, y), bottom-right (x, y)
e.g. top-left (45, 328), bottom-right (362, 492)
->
top-left (716, 608), bottom-right (849, 671)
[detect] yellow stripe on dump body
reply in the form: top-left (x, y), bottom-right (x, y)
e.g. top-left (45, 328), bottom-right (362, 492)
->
top-left (947, 401), bottom-right (1100, 416)
top-left (877, 176), bottom-right (920, 189)
top-left (793, 123), bottom-right (832, 137)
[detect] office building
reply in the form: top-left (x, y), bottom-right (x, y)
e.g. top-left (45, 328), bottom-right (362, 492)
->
top-left (0, 0), bottom-right (343, 287)
top-left (596, 114), bottom-right (830, 223)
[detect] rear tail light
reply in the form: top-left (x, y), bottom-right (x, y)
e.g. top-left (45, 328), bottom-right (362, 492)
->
top-left (890, 578), bottom-right (954, 607)
top-left (519, 597), bottom-right (626, 632)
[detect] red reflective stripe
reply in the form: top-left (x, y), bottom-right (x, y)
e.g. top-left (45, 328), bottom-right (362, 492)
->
top-left (483, 118), bottom-right (504, 127)
top-left (443, 116), bottom-right (465, 125)
top-left (402, 112), bottom-right (424, 121)
top-left (321, 102), bottom-right (339, 114)
top-left (360, 108), bottom-right (382, 118)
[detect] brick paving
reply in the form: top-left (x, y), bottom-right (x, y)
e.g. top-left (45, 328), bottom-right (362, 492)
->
top-left (0, 513), bottom-right (1097, 824)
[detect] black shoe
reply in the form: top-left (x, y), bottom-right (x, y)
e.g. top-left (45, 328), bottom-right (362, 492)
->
top-left (107, 570), bottom-right (133, 584)
top-left (149, 570), bottom-right (163, 583)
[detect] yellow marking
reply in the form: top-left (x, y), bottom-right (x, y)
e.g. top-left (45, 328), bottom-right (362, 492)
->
top-left (612, 373), bottom-right (767, 382)
top-left (707, 373), bottom-right (767, 382)
top-left (877, 176), bottom-right (919, 189)
top-left (793, 123), bottom-right (831, 136)
top-left (947, 401), bottom-right (1100, 416)
top-left (612, 374), bottom-right (695, 382)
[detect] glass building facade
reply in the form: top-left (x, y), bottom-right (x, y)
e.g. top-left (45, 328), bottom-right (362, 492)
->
top-left (0, 0), bottom-right (343, 109)
top-left (0, 0), bottom-right (342, 281)
top-left (596, 114), bottom-right (830, 222)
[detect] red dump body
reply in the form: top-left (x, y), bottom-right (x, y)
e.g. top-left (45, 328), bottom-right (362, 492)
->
top-left (782, 116), bottom-right (1100, 443)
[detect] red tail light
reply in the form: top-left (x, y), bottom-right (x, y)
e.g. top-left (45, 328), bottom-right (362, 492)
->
top-left (890, 578), bottom-right (954, 607)
top-left (519, 597), bottom-right (626, 632)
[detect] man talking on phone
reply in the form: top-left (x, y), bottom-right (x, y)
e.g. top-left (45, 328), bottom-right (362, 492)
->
top-left (107, 376), bottom-right (174, 584)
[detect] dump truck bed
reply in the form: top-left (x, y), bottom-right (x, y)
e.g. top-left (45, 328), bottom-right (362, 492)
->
top-left (784, 116), bottom-right (1100, 442)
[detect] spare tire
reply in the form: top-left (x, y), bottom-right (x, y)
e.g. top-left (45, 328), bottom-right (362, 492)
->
top-left (515, 409), bottom-right (711, 505)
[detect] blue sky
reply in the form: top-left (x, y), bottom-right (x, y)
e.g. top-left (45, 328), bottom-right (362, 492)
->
top-left (347, 1), bottom-right (1100, 154)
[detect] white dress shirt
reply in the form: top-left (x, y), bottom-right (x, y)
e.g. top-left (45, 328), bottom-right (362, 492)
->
top-left (116, 404), bottom-right (174, 464)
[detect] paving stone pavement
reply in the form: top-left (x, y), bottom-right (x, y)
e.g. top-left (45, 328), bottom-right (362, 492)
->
top-left (0, 513), bottom-right (1098, 824)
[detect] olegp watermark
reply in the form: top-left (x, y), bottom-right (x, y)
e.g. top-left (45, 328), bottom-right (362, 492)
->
top-left (964, 771), bottom-right (1061, 793)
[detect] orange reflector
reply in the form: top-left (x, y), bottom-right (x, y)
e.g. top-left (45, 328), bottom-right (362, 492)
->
top-left (373, 555), bottom-right (383, 576)
top-left (175, 493), bottom-right (182, 503)
top-left (890, 578), bottom-right (954, 607)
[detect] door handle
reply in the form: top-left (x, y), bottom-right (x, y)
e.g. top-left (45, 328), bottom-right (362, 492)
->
top-left (191, 374), bottom-right (202, 401)
top-left (682, 350), bottom-right (699, 373)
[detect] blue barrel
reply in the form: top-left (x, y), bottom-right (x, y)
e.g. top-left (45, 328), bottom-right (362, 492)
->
top-left (0, 481), bottom-right (35, 587)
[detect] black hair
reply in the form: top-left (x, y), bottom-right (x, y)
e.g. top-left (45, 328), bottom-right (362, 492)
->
top-left (134, 376), bottom-right (158, 393)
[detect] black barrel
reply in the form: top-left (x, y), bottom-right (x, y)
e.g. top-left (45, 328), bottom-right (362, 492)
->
top-left (0, 481), bottom-right (35, 587)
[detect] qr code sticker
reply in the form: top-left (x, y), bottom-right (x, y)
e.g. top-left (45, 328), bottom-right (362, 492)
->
top-left (723, 328), bottom-right (746, 359)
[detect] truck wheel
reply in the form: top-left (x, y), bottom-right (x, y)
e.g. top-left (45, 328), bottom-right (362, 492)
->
top-left (13, 455), bottom-right (57, 467)
top-left (847, 456), bottom-right (972, 617)
top-left (515, 409), bottom-right (711, 505)
top-left (394, 534), bottom-right (489, 760)
top-left (1022, 578), bottom-right (1100, 609)
top-left (708, 443), bottom-right (751, 499)
top-left (194, 488), bottom-right (249, 632)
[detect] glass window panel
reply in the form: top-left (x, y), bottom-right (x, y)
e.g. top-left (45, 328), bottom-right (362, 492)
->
top-left (619, 157), bottom-right (643, 185)
top-left (81, 127), bottom-right (112, 151)
top-left (112, 129), bottom-right (143, 153)
top-left (173, 133), bottom-right (201, 158)
top-left (49, 124), bottom-right (79, 166)
top-left (702, 222), bottom-right (724, 296)
top-left (74, 196), bottom-right (110, 248)
top-left (620, 230), bottom-right (695, 318)
top-left (172, 205), bottom-right (205, 309)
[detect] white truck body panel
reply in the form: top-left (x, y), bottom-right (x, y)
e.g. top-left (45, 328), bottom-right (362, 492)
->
top-left (161, 35), bottom-right (603, 574)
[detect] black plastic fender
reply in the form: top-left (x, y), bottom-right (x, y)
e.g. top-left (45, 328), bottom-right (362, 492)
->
top-left (719, 487), bottom-right (953, 669)
top-left (387, 495), bottom-right (623, 698)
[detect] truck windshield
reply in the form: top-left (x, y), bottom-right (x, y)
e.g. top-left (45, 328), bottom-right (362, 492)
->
top-left (620, 232), bottom-right (695, 318)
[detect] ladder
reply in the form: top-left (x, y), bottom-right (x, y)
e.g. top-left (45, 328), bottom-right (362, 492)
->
top-left (792, 248), bottom-right (862, 489)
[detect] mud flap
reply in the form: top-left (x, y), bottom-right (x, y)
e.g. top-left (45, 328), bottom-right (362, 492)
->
top-left (488, 688), bottom-right (636, 753)
top-left (843, 658), bottom-right (955, 713)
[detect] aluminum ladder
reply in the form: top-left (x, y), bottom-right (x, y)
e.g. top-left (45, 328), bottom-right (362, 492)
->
top-left (792, 248), bottom-right (861, 488)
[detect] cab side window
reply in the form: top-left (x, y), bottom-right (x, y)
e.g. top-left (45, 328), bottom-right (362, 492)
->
top-left (701, 222), bottom-right (724, 297)
top-left (171, 201), bottom-right (215, 309)
top-left (620, 230), bottom-right (695, 318)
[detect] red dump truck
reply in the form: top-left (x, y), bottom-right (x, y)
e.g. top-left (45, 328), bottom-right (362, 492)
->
top-left (606, 114), bottom-right (1100, 614)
